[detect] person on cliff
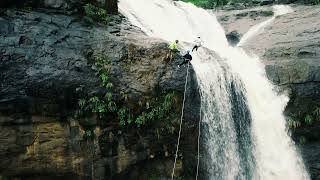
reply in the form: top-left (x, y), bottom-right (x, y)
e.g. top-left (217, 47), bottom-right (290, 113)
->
top-left (192, 37), bottom-right (203, 52)
top-left (166, 40), bottom-right (179, 61)
top-left (178, 50), bottom-right (192, 68)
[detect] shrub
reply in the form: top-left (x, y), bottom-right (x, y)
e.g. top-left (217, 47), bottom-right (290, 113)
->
top-left (183, 0), bottom-right (234, 8)
top-left (287, 116), bottom-right (301, 129)
top-left (83, 3), bottom-right (108, 24)
top-left (75, 55), bottom-right (116, 119)
top-left (119, 92), bottom-right (178, 127)
top-left (287, 107), bottom-right (320, 129)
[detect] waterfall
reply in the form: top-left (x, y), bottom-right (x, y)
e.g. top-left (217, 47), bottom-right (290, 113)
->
top-left (238, 5), bottom-right (293, 46)
top-left (119, 0), bottom-right (310, 179)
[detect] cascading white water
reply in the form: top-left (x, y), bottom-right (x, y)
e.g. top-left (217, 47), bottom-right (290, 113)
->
top-left (238, 5), bottom-right (293, 46)
top-left (119, 0), bottom-right (310, 179)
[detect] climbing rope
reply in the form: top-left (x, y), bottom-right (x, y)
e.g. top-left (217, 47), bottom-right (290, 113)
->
top-left (196, 91), bottom-right (202, 180)
top-left (171, 62), bottom-right (191, 180)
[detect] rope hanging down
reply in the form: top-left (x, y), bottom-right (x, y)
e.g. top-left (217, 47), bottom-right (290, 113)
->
top-left (196, 91), bottom-right (202, 180)
top-left (171, 62), bottom-right (190, 180)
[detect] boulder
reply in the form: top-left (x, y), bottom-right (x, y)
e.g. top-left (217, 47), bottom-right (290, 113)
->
top-left (226, 30), bottom-right (241, 46)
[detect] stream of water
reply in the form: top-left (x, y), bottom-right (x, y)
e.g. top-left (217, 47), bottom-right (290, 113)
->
top-left (119, 1), bottom-right (310, 179)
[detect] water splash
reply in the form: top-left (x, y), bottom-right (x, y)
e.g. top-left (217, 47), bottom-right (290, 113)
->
top-left (119, 0), bottom-right (309, 179)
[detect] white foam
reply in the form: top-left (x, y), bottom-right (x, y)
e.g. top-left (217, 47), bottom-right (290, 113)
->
top-left (119, 1), bottom-right (309, 179)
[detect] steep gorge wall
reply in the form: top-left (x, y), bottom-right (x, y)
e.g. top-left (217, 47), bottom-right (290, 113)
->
top-left (0, 0), bottom-right (118, 14)
top-left (0, 5), bottom-right (201, 179)
top-left (2, 2), bottom-right (320, 180)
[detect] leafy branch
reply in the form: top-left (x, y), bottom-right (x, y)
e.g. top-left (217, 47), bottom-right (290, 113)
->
top-left (75, 55), bottom-right (116, 119)
top-left (287, 107), bottom-right (320, 129)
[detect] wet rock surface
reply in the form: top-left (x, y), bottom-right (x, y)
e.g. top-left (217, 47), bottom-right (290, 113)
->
top-left (0, 8), bottom-right (200, 180)
top-left (2, 2), bottom-right (320, 180)
top-left (296, 122), bottom-right (320, 179)
top-left (242, 6), bottom-right (320, 118)
top-left (216, 6), bottom-right (274, 37)
top-left (226, 30), bottom-right (241, 46)
top-left (218, 5), bottom-right (320, 179)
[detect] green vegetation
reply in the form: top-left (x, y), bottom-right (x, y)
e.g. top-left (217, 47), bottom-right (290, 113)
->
top-left (287, 107), bottom-right (320, 129)
top-left (83, 3), bottom-right (108, 24)
top-left (311, 0), bottom-right (320, 4)
top-left (76, 55), bottom-right (179, 128)
top-left (298, 136), bottom-right (307, 144)
top-left (83, 129), bottom-right (95, 140)
top-left (182, 0), bottom-right (249, 8)
top-left (119, 92), bottom-right (178, 127)
top-left (184, 0), bottom-right (320, 7)
top-left (76, 55), bottom-right (116, 119)
top-left (183, 0), bottom-right (222, 8)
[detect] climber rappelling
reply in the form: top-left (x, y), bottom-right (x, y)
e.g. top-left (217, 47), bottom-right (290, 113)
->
top-left (192, 36), bottom-right (203, 52)
top-left (178, 50), bottom-right (192, 68)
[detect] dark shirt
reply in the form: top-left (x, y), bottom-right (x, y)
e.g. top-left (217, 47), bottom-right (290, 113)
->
top-left (183, 53), bottom-right (192, 61)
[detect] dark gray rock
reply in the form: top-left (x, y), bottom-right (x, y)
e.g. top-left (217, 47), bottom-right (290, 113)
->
top-left (216, 6), bottom-right (274, 36)
top-left (105, 0), bottom-right (118, 14)
top-left (243, 6), bottom-right (320, 117)
top-left (43, 0), bottom-right (68, 9)
top-left (226, 30), bottom-right (241, 46)
top-left (0, 0), bottom-right (118, 14)
top-left (298, 140), bottom-right (320, 179)
top-left (0, 8), bottom-right (200, 180)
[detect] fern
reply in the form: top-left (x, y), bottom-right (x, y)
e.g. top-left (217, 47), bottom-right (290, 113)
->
top-left (304, 115), bottom-right (313, 125)
top-left (78, 98), bottom-right (87, 108)
top-left (118, 108), bottom-right (128, 126)
top-left (76, 55), bottom-right (116, 120)
top-left (287, 117), bottom-right (301, 129)
top-left (312, 107), bottom-right (320, 117)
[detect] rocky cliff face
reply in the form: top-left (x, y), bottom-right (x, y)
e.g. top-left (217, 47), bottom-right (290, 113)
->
top-left (0, 0), bottom-right (118, 14)
top-left (243, 6), bottom-right (320, 116)
top-left (2, 2), bottom-right (320, 180)
top-left (217, 6), bottom-right (273, 37)
top-left (0, 5), bottom-right (200, 180)
top-left (218, 5), bottom-right (320, 179)
top-left (244, 7), bottom-right (320, 179)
